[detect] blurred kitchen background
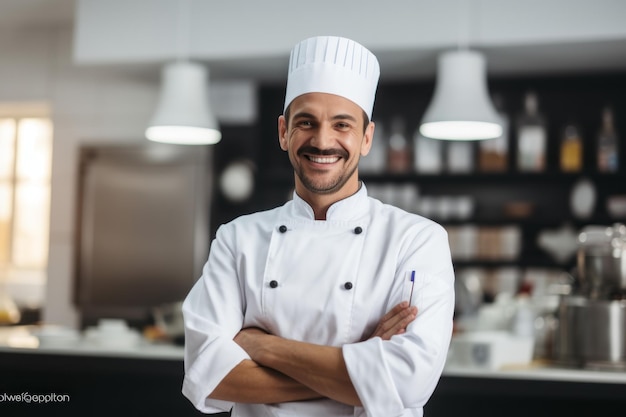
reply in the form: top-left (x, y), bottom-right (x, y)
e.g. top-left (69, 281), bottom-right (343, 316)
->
top-left (1, 0), bottom-right (626, 415)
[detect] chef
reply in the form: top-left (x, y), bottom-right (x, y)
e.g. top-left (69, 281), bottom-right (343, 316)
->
top-left (182, 35), bottom-right (455, 417)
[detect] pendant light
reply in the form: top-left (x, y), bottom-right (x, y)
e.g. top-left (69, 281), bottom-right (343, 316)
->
top-left (146, 61), bottom-right (221, 145)
top-left (419, 0), bottom-right (502, 141)
top-left (419, 50), bottom-right (502, 140)
top-left (145, 0), bottom-right (221, 145)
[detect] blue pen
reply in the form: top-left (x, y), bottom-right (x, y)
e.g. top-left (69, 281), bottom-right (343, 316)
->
top-left (409, 270), bottom-right (415, 305)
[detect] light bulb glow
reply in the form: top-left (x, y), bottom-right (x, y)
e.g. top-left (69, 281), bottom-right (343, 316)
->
top-left (145, 125), bottom-right (222, 145)
top-left (419, 121), bottom-right (502, 140)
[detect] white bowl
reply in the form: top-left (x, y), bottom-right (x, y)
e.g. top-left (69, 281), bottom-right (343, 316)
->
top-left (84, 327), bottom-right (141, 349)
top-left (34, 326), bottom-right (81, 348)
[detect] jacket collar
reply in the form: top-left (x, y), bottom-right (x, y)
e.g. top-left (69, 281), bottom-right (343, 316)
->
top-left (291, 182), bottom-right (370, 221)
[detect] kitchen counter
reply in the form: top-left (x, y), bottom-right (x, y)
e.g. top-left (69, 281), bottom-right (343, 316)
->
top-left (4, 338), bottom-right (626, 385)
top-left (0, 324), bottom-right (185, 359)
top-left (428, 363), bottom-right (626, 417)
top-left (444, 363), bottom-right (626, 384)
top-left (1, 326), bottom-right (625, 417)
top-left (0, 326), bottom-right (206, 417)
top-left (0, 339), bottom-right (185, 360)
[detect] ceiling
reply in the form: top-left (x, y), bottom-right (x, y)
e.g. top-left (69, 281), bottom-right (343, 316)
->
top-left (3, 0), bottom-right (626, 82)
top-left (0, 0), bottom-right (75, 28)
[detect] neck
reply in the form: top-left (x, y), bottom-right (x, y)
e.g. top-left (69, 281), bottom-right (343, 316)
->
top-left (295, 179), bottom-right (361, 220)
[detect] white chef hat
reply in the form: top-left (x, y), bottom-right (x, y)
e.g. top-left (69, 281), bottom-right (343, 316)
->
top-left (284, 35), bottom-right (380, 120)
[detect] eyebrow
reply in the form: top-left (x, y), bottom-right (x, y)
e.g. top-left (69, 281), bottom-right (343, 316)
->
top-left (332, 114), bottom-right (358, 123)
top-left (292, 111), bottom-right (316, 121)
top-left (292, 112), bottom-right (358, 123)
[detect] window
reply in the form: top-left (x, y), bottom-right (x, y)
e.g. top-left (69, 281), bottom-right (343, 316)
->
top-left (0, 116), bottom-right (53, 300)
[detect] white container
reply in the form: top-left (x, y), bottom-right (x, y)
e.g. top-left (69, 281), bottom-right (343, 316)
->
top-left (34, 326), bottom-right (81, 348)
top-left (84, 319), bottom-right (141, 349)
top-left (447, 331), bottom-right (534, 370)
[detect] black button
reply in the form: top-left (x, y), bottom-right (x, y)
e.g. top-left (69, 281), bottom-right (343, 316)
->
top-left (344, 282), bottom-right (353, 290)
top-left (279, 225), bottom-right (287, 233)
top-left (354, 226), bottom-right (363, 234)
top-left (269, 280), bottom-right (278, 288)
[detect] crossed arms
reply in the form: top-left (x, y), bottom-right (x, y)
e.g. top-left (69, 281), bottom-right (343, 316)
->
top-left (208, 301), bottom-right (417, 407)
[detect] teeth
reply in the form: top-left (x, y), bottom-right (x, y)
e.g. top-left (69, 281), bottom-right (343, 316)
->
top-left (309, 156), bottom-right (339, 164)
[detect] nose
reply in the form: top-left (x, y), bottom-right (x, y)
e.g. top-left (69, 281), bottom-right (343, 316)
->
top-left (309, 123), bottom-right (335, 149)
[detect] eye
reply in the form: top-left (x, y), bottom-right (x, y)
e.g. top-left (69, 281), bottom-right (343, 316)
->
top-left (335, 122), bottom-right (352, 130)
top-left (297, 120), bottom-right (314, 128)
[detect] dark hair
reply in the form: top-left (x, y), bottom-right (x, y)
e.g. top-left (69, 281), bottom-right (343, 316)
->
top-left (284, 103), bottom-right (370, 133)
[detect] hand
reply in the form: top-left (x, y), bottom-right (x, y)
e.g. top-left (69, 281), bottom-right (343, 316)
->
top-left (234, 327), bottom-right (271, 361)
top-left (367, 301), bottom-right (417, 340)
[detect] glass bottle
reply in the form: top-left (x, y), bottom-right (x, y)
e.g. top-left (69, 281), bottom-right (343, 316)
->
top-left (479, 94), bottom-right (509, 172)
top-left (360, 121), bottom-right (386, 174)
top-left (414, 131), bottom-right (443, 174)
top-left (597, 107), bottom-right (619, 173)
top-left (386, 117), bottom-right (411, 173)
top-left (560, 123), bottom-right (583, 172)
top-left (447, 141), bottom-right (474, 173)
top-left (516, 92), bottom-right (547, 172)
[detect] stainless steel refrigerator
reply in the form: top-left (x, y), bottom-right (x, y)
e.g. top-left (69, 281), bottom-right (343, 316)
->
top-left (74, 143), bottom-right (211, 326)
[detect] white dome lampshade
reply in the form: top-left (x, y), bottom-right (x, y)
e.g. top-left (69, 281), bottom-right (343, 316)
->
top-left (146, 61), bottom-right (222, 145)
top-left (419, 50), bottom-right (502, 140)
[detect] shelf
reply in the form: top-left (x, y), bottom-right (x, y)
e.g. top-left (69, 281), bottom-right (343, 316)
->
top-left (451, 259), bottom-right (570, 270)
top-left (441, 217), bottom-right (623, 227)
top-left (360, 171), bottom-right (625, 184)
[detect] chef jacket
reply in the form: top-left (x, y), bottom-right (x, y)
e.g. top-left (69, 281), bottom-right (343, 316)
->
top-left (182, 183), bottom-right (455, 417)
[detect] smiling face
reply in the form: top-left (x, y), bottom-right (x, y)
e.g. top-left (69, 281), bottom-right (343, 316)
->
top-left (279, 93), bottom-right (375, 204)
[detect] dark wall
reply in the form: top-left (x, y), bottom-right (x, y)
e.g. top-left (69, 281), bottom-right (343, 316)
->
top-left (209, 72), bottom-right (626, 272)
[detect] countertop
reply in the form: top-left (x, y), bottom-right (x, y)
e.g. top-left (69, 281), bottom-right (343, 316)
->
top-left (2, 325), bottom-right (625, 385)
top-left (0, 341), bottom-right (185, 360)
top-left (2, 326), bottom-right (625, 417)
top-left (0, 325), bottom-right (184, 360)
top-left (443, 363), bottom-right (626, 384)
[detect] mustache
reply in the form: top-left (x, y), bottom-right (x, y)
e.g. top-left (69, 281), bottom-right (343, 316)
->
top-left (297, 146), bottom-right (349, 159)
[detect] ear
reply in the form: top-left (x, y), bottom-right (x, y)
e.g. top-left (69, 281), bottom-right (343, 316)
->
top-left (278, 115), bottom-right (288, 151)
top-left (360, 121), bottom-right (375, 156)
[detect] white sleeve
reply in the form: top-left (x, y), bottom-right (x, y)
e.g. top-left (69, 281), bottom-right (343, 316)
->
top-left (343, 224), bottom-right (455, 417)
top-left (181, 224), bottom-right (249, 413)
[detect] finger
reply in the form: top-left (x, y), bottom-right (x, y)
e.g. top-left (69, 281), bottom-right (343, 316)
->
top-left (380, 304), bottom-right (416, 329)
top-left (367, 303), bottom-right (418, 340)
top-left (374, 306), bottom-right (418, 340)
top-left (379, 301), bottom-right (410, 323)
top-left (380, 306), bottom-right (418, 338)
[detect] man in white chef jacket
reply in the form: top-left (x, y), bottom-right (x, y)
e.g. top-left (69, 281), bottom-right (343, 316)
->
top-left (182, 35), bottom-right (455, 417)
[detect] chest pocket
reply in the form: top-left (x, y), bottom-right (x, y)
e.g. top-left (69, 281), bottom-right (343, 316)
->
top-left (261, 223), bottom-right (366, 346)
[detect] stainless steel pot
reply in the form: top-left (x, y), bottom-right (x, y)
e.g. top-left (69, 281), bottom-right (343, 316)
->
top-left (577, 223), bottom-right (626, 299)
top-left (554, 296), bottom-right (626, 369)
